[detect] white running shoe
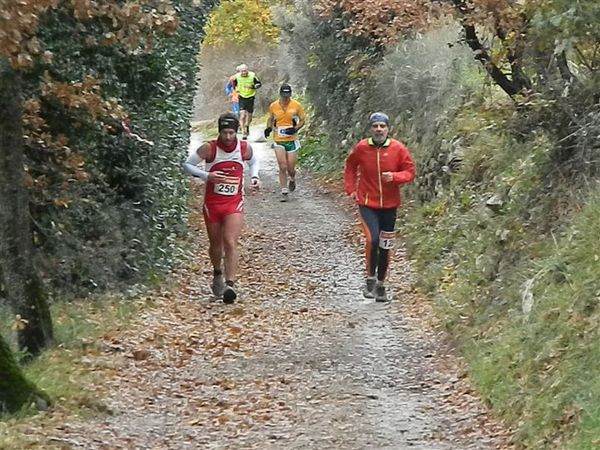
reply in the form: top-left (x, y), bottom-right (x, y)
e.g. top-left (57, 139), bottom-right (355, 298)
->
top-left (280, 187), bottom-right (289, 202)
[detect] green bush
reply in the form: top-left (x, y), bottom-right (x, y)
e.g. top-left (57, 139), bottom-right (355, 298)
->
top-left (16, 2), bottom-right (215, 297)
top-left (401, 98), bottom-right (600, 447)
top-left (298, 133), bottom-right (345, 174)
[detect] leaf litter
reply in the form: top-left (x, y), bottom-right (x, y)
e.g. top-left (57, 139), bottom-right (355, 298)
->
top-left (10, 140), bottom-right (515, 449)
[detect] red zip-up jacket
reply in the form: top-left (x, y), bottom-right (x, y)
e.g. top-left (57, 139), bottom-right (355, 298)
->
top-left (344, 137), bottom-right (415, 209)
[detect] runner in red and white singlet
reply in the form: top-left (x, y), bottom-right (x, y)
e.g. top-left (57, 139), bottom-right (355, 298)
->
top-left (183, 113), bottom-right (260, 304)
top-left (203, 134), bottom-right (248, 222)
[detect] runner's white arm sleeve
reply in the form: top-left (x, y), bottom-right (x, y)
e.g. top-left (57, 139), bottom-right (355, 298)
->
top-left (183, 152), bottom-right (209, 181)
top-left (247, 154), bottom-right (259, 178)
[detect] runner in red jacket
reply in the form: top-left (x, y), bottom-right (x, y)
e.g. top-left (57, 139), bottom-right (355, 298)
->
top-left (344, 112), bottom-right (415, 302)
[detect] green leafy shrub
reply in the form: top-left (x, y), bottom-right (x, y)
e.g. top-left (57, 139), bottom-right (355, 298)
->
top-left (16, 2), bottom-right (215, 297)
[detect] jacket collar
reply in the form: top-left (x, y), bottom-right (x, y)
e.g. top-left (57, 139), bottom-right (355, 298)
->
top-left (367, 137), bottom-right (391, 147)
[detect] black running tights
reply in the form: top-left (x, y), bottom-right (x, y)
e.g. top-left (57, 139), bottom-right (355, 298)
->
top-left (358, 206), bottom-right (397, 281)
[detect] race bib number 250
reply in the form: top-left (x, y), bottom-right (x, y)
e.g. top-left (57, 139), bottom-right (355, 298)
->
top-left (214, 183), bottom-right (239, 196)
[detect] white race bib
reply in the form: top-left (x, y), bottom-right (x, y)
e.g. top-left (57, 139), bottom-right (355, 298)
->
top-left (213, 183), bottom-right (239, 196)
top-left (379, 231), bottom-right (395, 250)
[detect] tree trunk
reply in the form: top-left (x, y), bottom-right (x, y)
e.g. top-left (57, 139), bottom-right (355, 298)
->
top-left (461, 23), bottom-right (521, 97)
top-left (0, 57), bottom-right (53, 356)
top-left (556, 50), bottom-right (577, 85)
top-left (0, 333), bottom-right (49, 413)
top-left (451, 0), bottom-right (528, 97)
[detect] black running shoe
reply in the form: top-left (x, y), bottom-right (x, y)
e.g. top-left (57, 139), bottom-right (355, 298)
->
top-left (362, 277), bottom-right (376, 299)
top-left (223, 280), bottom-right (237, 304)
top-left (375, 282), bottom-right (388, 302)
top-left (288, 179), bottom-right (296, 192)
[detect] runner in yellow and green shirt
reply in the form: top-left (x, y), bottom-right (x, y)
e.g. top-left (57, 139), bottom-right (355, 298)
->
top-left (232, 63), bottom-right (262, 140)
top-left (264, 84), bottom-right (306, 201)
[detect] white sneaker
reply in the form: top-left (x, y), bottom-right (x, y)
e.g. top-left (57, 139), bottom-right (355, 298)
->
top-left (280, 188), bottom-right (289, 202)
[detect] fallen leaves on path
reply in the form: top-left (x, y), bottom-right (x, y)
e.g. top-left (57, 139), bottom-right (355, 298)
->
top-left (7, 170), bottom-right (515, 449)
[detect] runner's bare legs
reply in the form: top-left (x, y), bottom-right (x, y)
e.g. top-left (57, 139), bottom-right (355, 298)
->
top-left (222, 213), bottom-right (244, 282)
top-left (205, 220), bottom-right (225, 296)
top-left (274, 145), bottom-right (289, 191)
top-left (286, 150), bottom-right (298, 188)
top-left (246, 112), bottom-right (253, 135)
top-left (205, 221), bottom-right (224, 270)
top-left (240, 110), bottom-right (249, 136)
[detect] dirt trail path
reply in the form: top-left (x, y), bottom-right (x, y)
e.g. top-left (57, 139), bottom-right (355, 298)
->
top-left (43, 128), bottom-right (511, 449)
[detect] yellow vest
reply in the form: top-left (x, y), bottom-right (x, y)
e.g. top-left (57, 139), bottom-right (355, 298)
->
top-left (235, 72), bottom-right (257, 98)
